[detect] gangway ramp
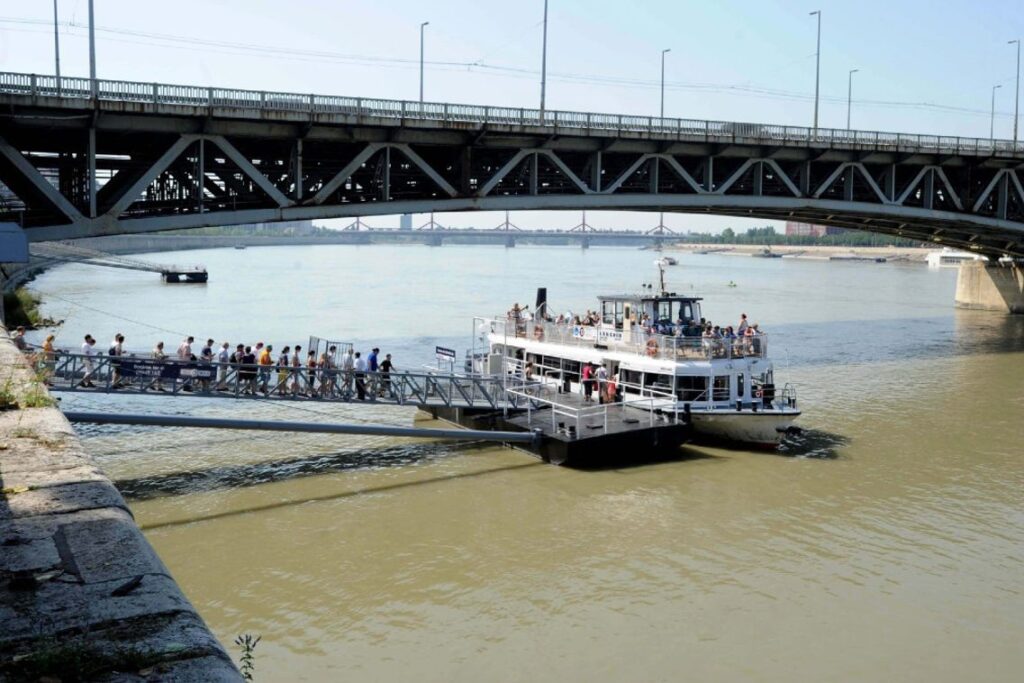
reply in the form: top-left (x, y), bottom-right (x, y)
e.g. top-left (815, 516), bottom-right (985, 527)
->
top-left (44, 352), bottom-right (692, 465)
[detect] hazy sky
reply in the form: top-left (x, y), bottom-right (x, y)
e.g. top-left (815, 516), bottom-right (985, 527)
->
top-left (1, 0), bottom-right (1021, 232)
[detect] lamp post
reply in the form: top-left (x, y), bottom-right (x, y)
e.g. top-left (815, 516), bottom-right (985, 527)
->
top-left (419, 21), bottom-right (429, 103)
top-left (991, 84), bottom-right (1003, 140)
top-left (540, 0), bottom-right (549, 119)
top-left (88, 0), bottom-right (96, 98)
top-left (1010, 39), bottom-right (1020, 144)
top-left (846, 68), bottom-right (859, 130)
top-left (52, 0), bottom-right (61, 92)
top-left (660, 48), bottom-right (671, 119)
top-left (809, 10), bottom-right (821, 134)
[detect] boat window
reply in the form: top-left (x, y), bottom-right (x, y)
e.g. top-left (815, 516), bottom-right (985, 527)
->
top-left (656, 300), bottom-right (673, 323)
top-left (621, 369), bottom-right (642, 391)
top-left (561, 359), bottom-right (581, 382)
top-left (616, 301), bottom-right (626, 326)
top-left (680, 302), bottom-right (693, 322)
top-left (602, 301), bottom-right (615, 325)
top-left (643, 372), bottom-right (674, 394)
top-left (712, 376), bottom-right (730, 401)
top-left (676, 376), bottom-right (708, 401)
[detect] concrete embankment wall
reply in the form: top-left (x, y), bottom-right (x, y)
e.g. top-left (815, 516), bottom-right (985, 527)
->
top-left (0, 329), bottom-right (241, 680)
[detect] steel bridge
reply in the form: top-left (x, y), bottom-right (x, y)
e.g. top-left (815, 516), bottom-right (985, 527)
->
top-left (2, 72), bottom-right (1024, 257)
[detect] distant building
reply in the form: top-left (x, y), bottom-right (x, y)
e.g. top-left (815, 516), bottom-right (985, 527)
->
top-left (785, 221), bottom-right (844, 237)
top-left (399, 214), bottom-right (413, 230)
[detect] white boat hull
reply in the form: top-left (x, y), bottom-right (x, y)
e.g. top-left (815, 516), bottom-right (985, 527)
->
top-left (689, 410), bottom-right (801, 447)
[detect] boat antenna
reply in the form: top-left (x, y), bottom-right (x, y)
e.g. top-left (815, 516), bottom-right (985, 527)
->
top-left (653, 259), bottom-right (667, 296)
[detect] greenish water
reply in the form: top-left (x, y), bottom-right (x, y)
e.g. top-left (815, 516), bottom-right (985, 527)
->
top-left (27, 245), bottom-right (1024, 681)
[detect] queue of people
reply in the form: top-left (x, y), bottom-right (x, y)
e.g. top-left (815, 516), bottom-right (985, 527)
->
top-left (10, 328), bottom-right (398, 401)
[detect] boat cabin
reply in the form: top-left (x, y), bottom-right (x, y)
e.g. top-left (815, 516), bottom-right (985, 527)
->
top-left (598, 293), bottom-right (703, 336)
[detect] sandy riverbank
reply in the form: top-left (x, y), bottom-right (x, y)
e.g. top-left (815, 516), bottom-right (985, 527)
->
top-left (666, 243), bottom-right (935, 262)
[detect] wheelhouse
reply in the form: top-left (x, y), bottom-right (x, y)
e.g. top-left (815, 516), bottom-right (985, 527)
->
top-left (598, 293), bottom-right (703, 335)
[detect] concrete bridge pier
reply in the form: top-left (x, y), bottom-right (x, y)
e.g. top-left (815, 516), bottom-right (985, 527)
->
top-left (505, 235), bottom-right (516, 248)
top-left (955, 261), bottom-right (1024, 313)
top-left (580, 237), bottom-right (590, 250)
top-left (424, 234), bottom-right (444, 247)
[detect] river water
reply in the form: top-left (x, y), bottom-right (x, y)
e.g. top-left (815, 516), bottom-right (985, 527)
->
top-left (25, 245), bottom-right (1024, 682)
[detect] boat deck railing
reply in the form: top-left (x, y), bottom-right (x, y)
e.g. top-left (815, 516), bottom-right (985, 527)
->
top-left (487, 316), bottom-right (768, 361)
top-left (502, 357), bottom-right (683, 434)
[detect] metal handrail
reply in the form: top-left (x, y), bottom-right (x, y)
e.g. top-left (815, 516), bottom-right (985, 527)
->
top-left (2, 70), bottom-right (1022, 158)
top-left (44, 351), bottom-right (510, 409)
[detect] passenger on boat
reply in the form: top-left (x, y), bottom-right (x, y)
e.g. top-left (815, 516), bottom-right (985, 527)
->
top-left (604, 373), bottom-right (619, 404)
top-left (581, 362), bottom-right (595, 402)
top-left (738, 313), bottom-right (749, 336)
top-left (596, 364), bottom-right (609, 404)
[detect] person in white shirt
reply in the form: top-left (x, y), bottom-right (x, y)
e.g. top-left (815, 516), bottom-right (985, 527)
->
top-left (216, 342), bottom-right (230, 389)
top-left (353, 351), bottom-right (368, 400)
top-left (177, 336), bottom-right (194, 361)
top-left (290, 345), bottom-right (303, 395)
top-left (596, 364), bottom-right (609, 404)
top-left (79, 334), bottom-right (97, 387)
top-left (340, 348), bottom-right (355, 395)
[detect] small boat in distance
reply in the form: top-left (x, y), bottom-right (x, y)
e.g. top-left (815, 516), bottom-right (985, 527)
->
top-left (659, 256), bottom-right (678, 266)
top-left (234, 245), bottom-right (247, 250)
top-left (752, 247), bottom-right (782, 258)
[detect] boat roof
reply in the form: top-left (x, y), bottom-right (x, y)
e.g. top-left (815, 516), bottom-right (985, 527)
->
top-left (597, 293), bottom-right (703, 303)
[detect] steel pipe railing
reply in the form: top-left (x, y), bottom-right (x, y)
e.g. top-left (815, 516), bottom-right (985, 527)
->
top-left (3, 70), bottom-right (1022, 158)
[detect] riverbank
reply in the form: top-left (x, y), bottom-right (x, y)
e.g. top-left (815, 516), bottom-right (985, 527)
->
top-left (0, 327), bottom-right (241, 681)
top-left (667, 242), bottom-right (934, 261)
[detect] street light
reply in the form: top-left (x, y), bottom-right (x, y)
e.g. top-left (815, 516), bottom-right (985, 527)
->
top-left (52, 0), bottom-right (61, 91)
top-left (540, 0), bottom-right (549, 119)
top-left (88, 0), bottom-right (96, 98)
top-left (1010, 39), bottom-right (1020, 144)
top-left (419, 21), bottom-right (429, 103)
top-left (809, 10), bottom-right (821, 133)
top-left (991, 84), bottom-right (1003, 140)
top-left (660, 48), bottom-right (671, 119)
top-left (846, 68), bottom-right (859, 130)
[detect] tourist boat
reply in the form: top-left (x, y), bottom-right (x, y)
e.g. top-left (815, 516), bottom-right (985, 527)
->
top-left (471, 263), bottom-right (801, 448)
top-left (659, 256), bottom-right (678, 266)
top-left (925, 247), bottom-right (985, 268)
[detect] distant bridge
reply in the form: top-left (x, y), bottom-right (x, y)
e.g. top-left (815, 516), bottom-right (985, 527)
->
top-left (2, 72), bottom-right (1024, 257)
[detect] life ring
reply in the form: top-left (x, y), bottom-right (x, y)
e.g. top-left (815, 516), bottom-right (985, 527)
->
top-left (533, 325), bottom-right (544, 341)
top-left (645, 339), bottom-right (659, 357)
top-left (755, 388), bottom-right (763, 398)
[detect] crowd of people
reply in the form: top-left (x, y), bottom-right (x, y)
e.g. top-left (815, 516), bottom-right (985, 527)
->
top-left (504, 303), bottom-right (765, 356)
top-left (10, 327), bottom-right (398, 401)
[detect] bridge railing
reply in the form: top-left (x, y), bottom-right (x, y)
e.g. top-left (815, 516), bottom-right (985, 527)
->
top-left (3, 70), bottom-right (1023, 158)
top-left (42, 352), bottom-right (510, 409)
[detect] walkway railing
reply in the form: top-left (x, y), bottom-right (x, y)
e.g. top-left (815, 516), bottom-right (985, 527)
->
top-left (43, 352), bottom-right (508, 410)
top-left (2, 71), bottom-right (1021, 158)
top-left (488, 317), bottom-right (768, 362)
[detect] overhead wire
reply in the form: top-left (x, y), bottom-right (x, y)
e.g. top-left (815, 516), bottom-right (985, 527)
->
top-left (0, 17), bottom-right (1016, 120)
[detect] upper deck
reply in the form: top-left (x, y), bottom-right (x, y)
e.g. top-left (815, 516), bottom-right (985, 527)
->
top-left (485, 316), bottom-right (768, 363)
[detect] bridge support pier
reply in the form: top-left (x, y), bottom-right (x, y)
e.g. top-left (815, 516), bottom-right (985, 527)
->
top-left (580, 237), bottom-right (590, 250)
top-left (955, 261), bottom-right (1024, 314)
top-left (505, 235), bottom-right (516, 248)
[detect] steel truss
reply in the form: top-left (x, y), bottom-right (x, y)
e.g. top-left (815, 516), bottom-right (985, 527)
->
top-left (2, 75), bottom-right (1024, 256)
